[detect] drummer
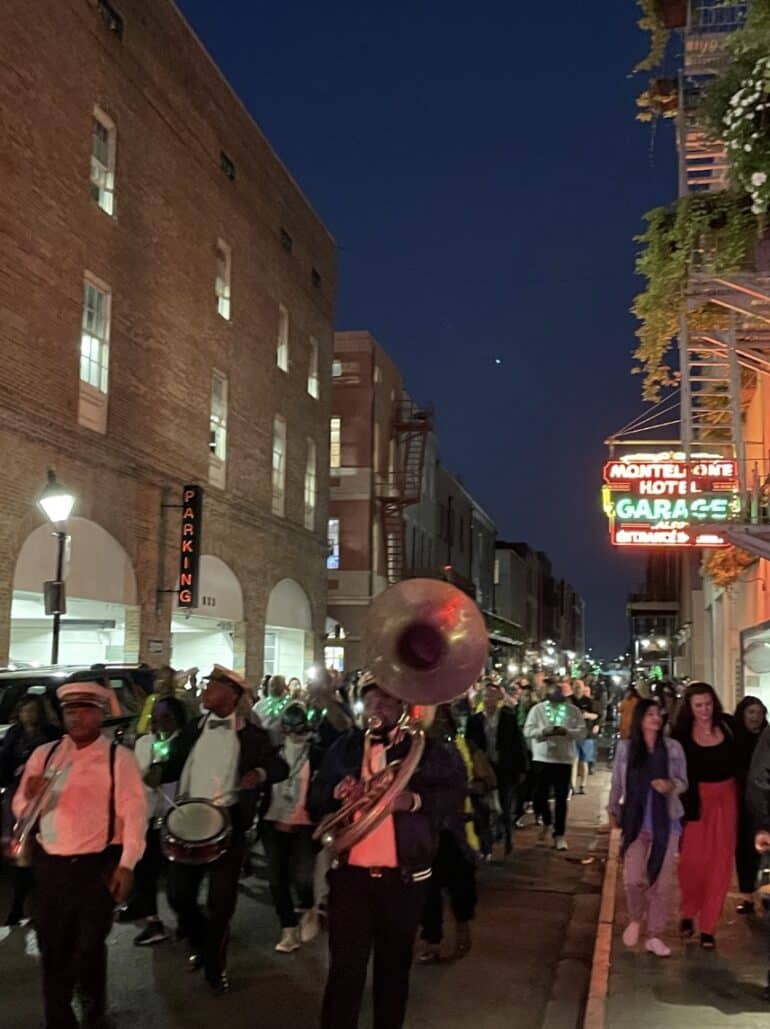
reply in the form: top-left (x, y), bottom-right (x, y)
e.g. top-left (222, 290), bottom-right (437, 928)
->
top-left (162, 665), bottom-right (288, 994)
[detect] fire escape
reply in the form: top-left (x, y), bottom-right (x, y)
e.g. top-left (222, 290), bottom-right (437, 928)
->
top-left (377, 397), bottom-right (433, 585)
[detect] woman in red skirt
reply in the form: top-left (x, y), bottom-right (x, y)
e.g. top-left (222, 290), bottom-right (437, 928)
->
top-left (673, 682), bottom-right (738, 949)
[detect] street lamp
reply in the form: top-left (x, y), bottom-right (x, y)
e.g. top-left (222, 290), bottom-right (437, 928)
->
top-left (37, 470), bottom-right (75, 664)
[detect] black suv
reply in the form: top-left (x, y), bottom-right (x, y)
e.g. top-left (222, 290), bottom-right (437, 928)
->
top-left (0, 664), bottom-right (156, 745)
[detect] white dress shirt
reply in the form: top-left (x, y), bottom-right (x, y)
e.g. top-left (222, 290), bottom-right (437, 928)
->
top-left (179, 713), bottom-right (240, 807)
top-left (13, 735), bottom-right (147, 869)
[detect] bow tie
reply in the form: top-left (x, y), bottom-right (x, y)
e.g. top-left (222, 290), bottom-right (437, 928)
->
top-left (208, 719), bottom-right (231, 730)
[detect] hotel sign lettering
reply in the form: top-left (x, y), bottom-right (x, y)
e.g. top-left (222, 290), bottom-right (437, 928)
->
top-left (178, 485), bottom-right (203, 607)
top-left (602, 454), bottom-right (739, 549)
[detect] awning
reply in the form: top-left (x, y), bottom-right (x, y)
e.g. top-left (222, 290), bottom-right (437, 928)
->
top-left (483, 610), bottom-right (526, 645)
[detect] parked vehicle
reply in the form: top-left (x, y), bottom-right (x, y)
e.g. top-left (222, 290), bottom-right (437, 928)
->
top-left (0, 664), bottom-right (155, 745)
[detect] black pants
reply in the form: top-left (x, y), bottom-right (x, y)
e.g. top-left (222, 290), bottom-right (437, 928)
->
top-left (533, 762), bottom-right (572, 838)
top-left (167, 832), bottom-right (245, 983)
top-left (261, 821), bottom-right (316, 928)
top-left (515, 765), bottom-right (534, 820)
top-left (737, 807), bottom-right (760, 894)
top-left (493, 770), bottom-right (516, 850)
top-left (322, 865), bottom-right (426, 1029)
top-left (6, 863), bottom-right (34, 921)
top-left (420, 831), bottom-right (476, 944)
top-left (35, 846), bottom-right (121, 1029)
top-left (133, 825), bottom-right (164, 919)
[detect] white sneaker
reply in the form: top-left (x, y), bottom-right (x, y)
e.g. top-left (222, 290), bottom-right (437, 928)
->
top-left (275, 927), bottom-right (301, 953)
top-left (622, 921), bottom-right (641, 948)
top-left (299, 908), bottom-right (320, 944)
top-left (554, 836), bottom-right (568, 851)
top-left (645, 937), bottom-right (671, 958)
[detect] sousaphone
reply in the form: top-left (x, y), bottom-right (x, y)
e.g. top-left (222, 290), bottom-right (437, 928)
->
top-left (314, 578), bottom-right (488, 855)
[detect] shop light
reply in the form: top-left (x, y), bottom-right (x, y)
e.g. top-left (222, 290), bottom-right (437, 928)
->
top-left (507, 662), bottom-right (519, 676)
top-left (38, 469), bottom-right (75, 524)
top-left (641, 639), bottom-right (651, 649)
top-left (656, 637), bottom-right (667, 649)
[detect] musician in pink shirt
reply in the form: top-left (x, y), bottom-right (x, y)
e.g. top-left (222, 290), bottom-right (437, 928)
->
top-left (13, 676), bottom-right (146, 1029)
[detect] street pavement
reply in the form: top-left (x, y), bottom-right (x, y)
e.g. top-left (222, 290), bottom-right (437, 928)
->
top-left (606, 855), bottom-right (770, 1028)
top-left (1, 776), bottom-right (610, 1029)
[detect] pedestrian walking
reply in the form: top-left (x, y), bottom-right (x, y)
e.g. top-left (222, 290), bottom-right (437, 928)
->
top-left (12, 677), bottom-right (147, 1029)
top-left (618, 686), bottom-right (641, 740)
top-left (418, 704), bottom-right (479, 962)
top-left (672, 681), bottom-right (738, 949)
top-left (466, 683), bottom-right (529, 855)
top-left (253, 674), bottom-right (290, 744)
top-left (608, 699), bottom-right (687, 957)
top-left (124, 695), bottom-right (188, 945)
top-left (261, 702), bottom-right (322, 953)
top-left (0, 693), bottom-right (61, 926)
top-left (524, 680), bottom-right (586, 851)
top-left (733, 695), bottom-right (768, 914)
top-left (570, 680), bottom-right (601, 794)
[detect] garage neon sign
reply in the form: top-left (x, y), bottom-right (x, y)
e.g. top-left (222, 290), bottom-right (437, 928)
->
top-left (602, 453), bottom-right (739, 548)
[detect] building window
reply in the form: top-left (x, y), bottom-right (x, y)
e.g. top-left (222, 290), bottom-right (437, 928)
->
top-left (80, 278), bottom-right (110, 394)
top-left (307, 336), bottom-right (320, 398)
top-left (329, 417), bottom-right (341, 469)
top-left (272, 415), bottom-right (287, 516)
top-left (374, 364), bottom-right (382, 384)
top-left (219, 150), bottom-right (235, 180)
top-left (304, 438), bottom-right (317, 530)
top-left (332, 359), bottom-right (342, 378)
top-left (327, 518), bottom-right (340, 570)
top-left (90, 108), bottom-right (116, 215)
top-left (208, 372), bottom-right (228, 488)
top-left (215, 240), bottom-right (231, 320)
top-left (494, 558), bottom-right (500, 585)
top-left (97, 0), bottom-right (123, 39)
top-left (277, 304), bottom-right (289, 371)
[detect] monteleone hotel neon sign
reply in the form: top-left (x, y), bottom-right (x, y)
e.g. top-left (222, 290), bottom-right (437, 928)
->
top-left (602, 453), bottom-right (740, 548)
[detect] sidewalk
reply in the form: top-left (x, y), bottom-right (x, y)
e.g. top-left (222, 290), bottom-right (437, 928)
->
top-left (600, 847), bottom-right (770, 1028)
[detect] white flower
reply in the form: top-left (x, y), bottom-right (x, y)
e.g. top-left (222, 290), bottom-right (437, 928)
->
top-left (745, 144), bottom-right (754, 151)
top-left (752, 202), bottom-right (764, 214)
top-left (752, 173), bottom-right (767, 186)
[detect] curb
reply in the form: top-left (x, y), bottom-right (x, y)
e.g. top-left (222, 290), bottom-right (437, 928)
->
top-left (582, 827), bottom-right (620, 1029)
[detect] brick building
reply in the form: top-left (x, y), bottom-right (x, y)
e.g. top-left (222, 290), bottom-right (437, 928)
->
top-left (0, 0), bottom-right (336, 680)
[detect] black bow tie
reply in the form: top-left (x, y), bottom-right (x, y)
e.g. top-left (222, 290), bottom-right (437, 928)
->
top-left (208, 719), bottom-right (231, 730)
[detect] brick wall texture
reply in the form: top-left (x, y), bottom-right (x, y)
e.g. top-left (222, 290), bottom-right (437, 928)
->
top-left (0, 0), bottom-right (337, 676)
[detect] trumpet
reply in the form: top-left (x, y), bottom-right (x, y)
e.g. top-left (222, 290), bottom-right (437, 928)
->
top-left (6, 765), bottom-right (67, 867)
top-left (314, 578), bottom-right (487, 856)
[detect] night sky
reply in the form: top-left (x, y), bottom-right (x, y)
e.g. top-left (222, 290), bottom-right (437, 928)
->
top-left (176, 1), bottom-right (678, 657)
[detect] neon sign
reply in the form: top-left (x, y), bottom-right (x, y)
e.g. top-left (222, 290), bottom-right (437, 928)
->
top-left (602, 452), bottom-right (739, 549)
top-left (178, 484), bottom-right (203, 606)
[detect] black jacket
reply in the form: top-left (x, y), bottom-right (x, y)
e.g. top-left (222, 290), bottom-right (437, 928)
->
top-left (307, 728), bottom-right (466, 875)
top-left (465, 707), bottom-right (529, 785)
top-left (163, 715), bottom-right (288, 827)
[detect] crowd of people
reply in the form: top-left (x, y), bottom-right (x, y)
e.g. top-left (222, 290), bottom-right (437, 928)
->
top-left (0, 659), bottom-right (610, 1028)
top-left (609, 680), bottom-right (770, 986)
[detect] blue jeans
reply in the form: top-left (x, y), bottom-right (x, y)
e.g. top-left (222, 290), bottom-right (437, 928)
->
top-left (576, 738), bottom-right (596, 764)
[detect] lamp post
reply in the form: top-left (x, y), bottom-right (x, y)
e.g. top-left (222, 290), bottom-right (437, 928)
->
top-left (37, 470), bottom-right (75, 665)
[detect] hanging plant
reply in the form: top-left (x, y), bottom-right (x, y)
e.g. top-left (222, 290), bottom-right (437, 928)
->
top-left (637, 77), bottom-right (679, 121)
top-left (723, 56), bottom-right (770, 214)
top-left (632, 191), bottom-right (758, 400)
top-left (703, 545), bottom-right (756, 589)
top-left (635, 0), bottom-right (687, 71)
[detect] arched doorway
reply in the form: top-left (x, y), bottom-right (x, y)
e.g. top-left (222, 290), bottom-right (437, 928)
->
top-left (12, 517), bottom-right (139, 665)
top-left (264, 579), bottom-right (313, 681)
top-left (170, 555), bottom-right (245, 674)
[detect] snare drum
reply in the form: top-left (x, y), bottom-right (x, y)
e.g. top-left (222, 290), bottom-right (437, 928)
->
top-left (161, 799), bottom-right (232, 865)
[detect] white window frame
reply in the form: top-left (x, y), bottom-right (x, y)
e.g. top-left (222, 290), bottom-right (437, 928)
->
top-left (90, 106), bottom-right (116, 216)
top-left (329, 417), bottom-right (341, 469)
top-left (332, 359), bottom-right (342, 378)
top-left (307, 336), bottom-right (320, 398)
top-left (208, 371), bottom-right (228, 488)
top-left (277, 304), bottom-right (289, 371)
top-left (304, 438), bottom-right (317, 530)
top-left (215, 240), bottom-right (232, 321)
top-left (78, 274), bottom-right (111, 433)
top-left (272, 415), bottom-right (287, 517)
top-left (327, 518), bottom-right (340, 570)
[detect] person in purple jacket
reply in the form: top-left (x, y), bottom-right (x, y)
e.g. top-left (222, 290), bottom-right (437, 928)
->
top-left (608, 699), bottom-right (688, 958)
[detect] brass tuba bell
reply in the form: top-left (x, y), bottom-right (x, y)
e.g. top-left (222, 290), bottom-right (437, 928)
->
top-left (314, 578), bottom-right (488, 856)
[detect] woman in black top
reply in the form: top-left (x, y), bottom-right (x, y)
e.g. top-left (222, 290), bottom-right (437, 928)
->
top-left (672, 682), bottom-right (738, 949)
top-left (0, 694), bottom-right (61, 925)
top-left (733, 695), bottom-right (768, 913)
